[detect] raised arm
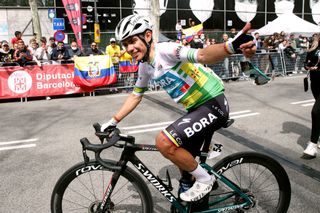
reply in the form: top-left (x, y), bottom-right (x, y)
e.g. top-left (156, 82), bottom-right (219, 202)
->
top-left (197, 23), bottom-right (256, 64)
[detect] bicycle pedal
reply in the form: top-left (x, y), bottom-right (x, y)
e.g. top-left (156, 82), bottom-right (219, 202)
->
top-left (190, 193), bottom-right (210, 212)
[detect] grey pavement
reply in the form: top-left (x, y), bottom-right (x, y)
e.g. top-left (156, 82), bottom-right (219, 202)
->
top-left (0, 75), bottom-right (319, 213)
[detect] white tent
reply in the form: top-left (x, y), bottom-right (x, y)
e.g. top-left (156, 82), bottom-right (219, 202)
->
top-left (254, 13), bottom-right (320, 36)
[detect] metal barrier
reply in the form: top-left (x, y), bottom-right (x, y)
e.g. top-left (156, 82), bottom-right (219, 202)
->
top-left (206, 50), bottom-right (307, 81)
top-left (1, 50), bottom-right (307, 99)
top-left (98, 50), bottom-right (308, 94)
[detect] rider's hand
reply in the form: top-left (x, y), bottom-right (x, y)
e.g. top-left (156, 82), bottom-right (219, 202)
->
top-left (100, 117), bottom-right (118, 132)
top-left (226, 23), bottom-right (256, 58)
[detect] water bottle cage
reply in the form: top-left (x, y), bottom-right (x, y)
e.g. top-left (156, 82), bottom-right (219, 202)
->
top-left (157, 169), bottom-right (173, 191)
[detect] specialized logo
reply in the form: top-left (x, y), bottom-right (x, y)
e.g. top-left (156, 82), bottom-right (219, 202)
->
top-left (178, 118), bottom-right (192, 126)
top-left (175, 45), bottom-right (183, 60)
top-left (7, 70), bottom-right (32, 94)
top-left (135, 163), bottom-right (176, 203)
top-left (184, 113), bottom-right (217, 137)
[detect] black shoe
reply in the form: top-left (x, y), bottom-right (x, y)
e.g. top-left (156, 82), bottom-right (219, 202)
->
top-left (190, 193), bottom-right (209, 212)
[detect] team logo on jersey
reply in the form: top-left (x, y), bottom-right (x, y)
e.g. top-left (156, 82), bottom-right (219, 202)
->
top-left (154, 72), bottom-right (189, 99)
top-left (184, 113), bottom-right (217, 137)
top-left (178, 118), bottom-right (192, 126)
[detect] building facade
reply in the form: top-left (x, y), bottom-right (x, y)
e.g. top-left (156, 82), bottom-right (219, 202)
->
top-left (0, 0), bottom-right (318, 47)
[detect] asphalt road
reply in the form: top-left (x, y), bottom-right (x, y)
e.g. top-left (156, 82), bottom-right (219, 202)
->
top-left (0, 74), bottom-right (319, 213)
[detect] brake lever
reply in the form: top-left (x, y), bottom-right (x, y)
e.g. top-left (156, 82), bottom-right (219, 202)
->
top-left (93, 123), bottom-right (107, 143)
top-left (93, 123), bottom-right (117, 144)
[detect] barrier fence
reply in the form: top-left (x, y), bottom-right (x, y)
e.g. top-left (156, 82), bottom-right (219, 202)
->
top-left (0, 50), bottom-right (307, 101)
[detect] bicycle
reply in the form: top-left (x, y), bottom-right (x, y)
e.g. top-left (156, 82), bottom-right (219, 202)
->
top-left (51, 120), bottom-right (291, 213)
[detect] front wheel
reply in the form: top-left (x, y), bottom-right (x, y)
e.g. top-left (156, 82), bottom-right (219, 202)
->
top-left (51, 160), bottom-right (153, 213)
top-left (210, 151), bottom-right (291, 213)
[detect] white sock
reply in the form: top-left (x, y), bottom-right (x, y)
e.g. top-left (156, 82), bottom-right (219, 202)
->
top-left (189, 164), bottom-right (213, 183)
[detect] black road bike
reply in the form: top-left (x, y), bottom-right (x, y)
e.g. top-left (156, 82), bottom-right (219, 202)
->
top-left (51, 120), bottom-right (291, 213)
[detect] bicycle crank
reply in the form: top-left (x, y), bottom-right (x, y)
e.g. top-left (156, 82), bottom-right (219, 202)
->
top-left (234, 189), bottom-right (256, 212)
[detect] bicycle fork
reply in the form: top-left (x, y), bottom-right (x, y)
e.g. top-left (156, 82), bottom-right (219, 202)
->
top-left (99, 161), bottom-right (126, 212)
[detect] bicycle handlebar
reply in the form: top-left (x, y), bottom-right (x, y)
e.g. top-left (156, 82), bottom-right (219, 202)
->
top-left (80, 123), bottom-right (135, 153)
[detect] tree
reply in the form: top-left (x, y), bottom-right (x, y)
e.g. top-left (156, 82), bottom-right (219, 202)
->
top-left (29, 0), bottom-right (42, 42)
top-left (150, 0), bottom-right (160, 43)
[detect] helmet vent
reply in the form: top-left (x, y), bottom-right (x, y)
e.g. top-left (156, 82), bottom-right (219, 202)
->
top-left (133, 23), bottom-right (142, 31)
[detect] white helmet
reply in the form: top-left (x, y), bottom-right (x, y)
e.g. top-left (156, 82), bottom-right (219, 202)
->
top-left (115, 15), bottom-right (153, 41)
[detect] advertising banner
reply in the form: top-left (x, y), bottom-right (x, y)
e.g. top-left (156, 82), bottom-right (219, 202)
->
top-left (62, 0), bottom-right (82, 48)
top-left (0, 65), bottom-right (83, 99)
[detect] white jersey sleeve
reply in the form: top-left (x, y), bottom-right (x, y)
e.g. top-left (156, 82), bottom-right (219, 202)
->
top-left (132, 63), bottom-right (152, 96)
top-left (156, 42), bottom-right (199, 64)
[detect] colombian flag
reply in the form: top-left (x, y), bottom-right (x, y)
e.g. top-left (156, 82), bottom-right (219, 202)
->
top-left (73, 55), bottom-right (117, 91)
top-left (119, 52), bottom-right (139, 73)
top-left (182, 24), bottom-right (203, 42)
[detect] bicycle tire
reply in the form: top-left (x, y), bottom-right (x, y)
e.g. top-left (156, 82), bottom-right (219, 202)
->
top-left (51, 160), bottom-right (153, 213)
top-left (210, 151), bottom-right (291, 213)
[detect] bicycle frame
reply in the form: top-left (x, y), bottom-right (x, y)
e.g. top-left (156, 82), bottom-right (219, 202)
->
top-left (93, 141), bottom-right (254, 213)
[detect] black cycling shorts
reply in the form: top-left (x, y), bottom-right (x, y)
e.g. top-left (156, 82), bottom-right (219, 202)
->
top-left (161, 93), bottom-right (229, 154)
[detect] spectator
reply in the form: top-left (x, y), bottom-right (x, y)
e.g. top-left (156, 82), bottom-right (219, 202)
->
top-left (13, 42), bottom-right (19, 51)
top-left (188, 18), bottom-right (196, 27)
top-left (254, 32), bottom-right (263, 52)
top-left (283, 40), bottom-right (297, 74)
top-left (230, 28), bottom-right (237, 38)
top-left (51, 41), bottom-right (70, 62)
top-left (68, 41), bottom-right (82, 60)
top-left (13, 40), bottom-right (33, 66)
top-left (47, 37), bottom-right (57, 60)
top-left (211, 38), bottom-right (216, 45)
top-left (106, 38), bottom-right (121, 64)
top-left (175, 20), bottom-right (182, 39)
top-left (181, 38), bottom-right (190, 47)
top-left (34, 37), bottom-right (50, 64)
top-left (86, 42), bottom-right (103, 56)
top-left (0, 40), bottom-right (15, 63)
top-left (106, 38), bottom-right (122, 93)
top-left (28, 39), bottom-right (39, 56)
top-left (299, 35), bottom-right (309, 51)
top-left (283, 40), bottom-right (296, 58)
top-left (220, 33), bottom-right (231, 79)
top-left (297, 35), bottom-right (309, 71)
top-left (11, 31), bottom-right (22, 46)
top-left (289, 33), bottom-right (297, 49)
top-left (253, 32), bottom-right (265, 71)
top-left (28, 39), bottom-right (42, 66)
top-left (189, 34), bottom-right (203, 49)
top-left (204, 38), bottom-right (211, 48)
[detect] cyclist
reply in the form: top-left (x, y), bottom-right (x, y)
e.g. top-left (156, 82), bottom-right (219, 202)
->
top-left (101, 15), bottom-right (256, 202)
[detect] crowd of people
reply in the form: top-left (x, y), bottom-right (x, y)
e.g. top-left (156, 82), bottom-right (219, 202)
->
top-left (0, 31), bottom-right (132, 67)
top-left (173, 19), bottom-right (320, 79)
